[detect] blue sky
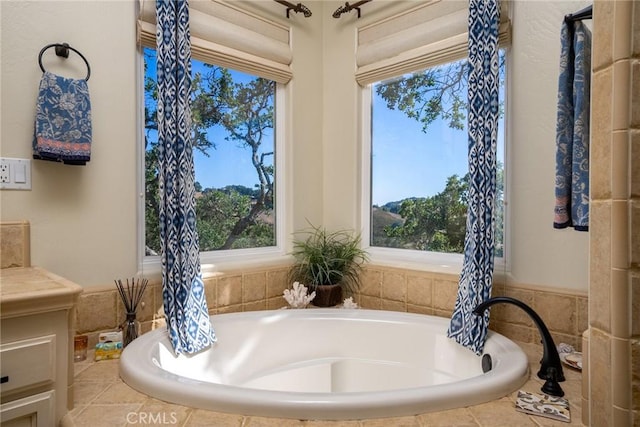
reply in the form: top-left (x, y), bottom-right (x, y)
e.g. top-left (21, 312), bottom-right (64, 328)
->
top-left (371, 90), bottom-right (470, 206)
top-left (146, 49), bottom-right (504, 205)
top-left (145, 48), bottom-right (273, 191)
top-left (371, 58), bottom-right (506, 206)
top-left (191, 62), bottom-right (274, 190)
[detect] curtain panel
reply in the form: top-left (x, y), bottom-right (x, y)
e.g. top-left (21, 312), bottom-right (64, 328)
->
top-left (156, 0), bottom-right (216, 354)
top-left (447, 0), bottom-right (501, 355)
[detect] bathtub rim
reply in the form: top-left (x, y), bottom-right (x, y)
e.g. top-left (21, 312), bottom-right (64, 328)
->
top-left (120, 309), bottom-right (529, 420)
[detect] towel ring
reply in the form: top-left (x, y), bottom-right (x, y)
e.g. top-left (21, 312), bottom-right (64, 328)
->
top-left (38, 43), bottom-right (91, 81)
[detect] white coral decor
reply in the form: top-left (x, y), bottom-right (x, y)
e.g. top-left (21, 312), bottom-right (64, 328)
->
top-left (283, 282), bottom-right (316, 308)
top-left (342, 297), bottom-right (358, 309)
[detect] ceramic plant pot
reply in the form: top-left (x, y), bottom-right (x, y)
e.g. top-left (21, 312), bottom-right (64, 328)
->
top-left (313, 284), bottom-right (343, 307)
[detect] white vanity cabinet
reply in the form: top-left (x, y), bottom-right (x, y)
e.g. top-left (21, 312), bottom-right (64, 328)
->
top-left (0, 267), bottom-right (82, 427)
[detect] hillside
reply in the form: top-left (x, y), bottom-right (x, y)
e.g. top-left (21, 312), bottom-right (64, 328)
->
top-left (371, 206), bottom-right (404, 247)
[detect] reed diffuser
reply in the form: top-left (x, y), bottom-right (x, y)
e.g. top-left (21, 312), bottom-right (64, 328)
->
top-left (115, 277), bottom-right (148, 347)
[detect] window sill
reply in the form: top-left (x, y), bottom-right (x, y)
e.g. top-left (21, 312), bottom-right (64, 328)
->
top-left (141, 247), bottom-right (293, 280)
top-left (367, 247), bottom-right (464, 276)
top-left (366, 247), bottom-right (507, 279)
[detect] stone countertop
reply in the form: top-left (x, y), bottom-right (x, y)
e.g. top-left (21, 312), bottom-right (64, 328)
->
top-left (1, 266), bottom-right (83, 319)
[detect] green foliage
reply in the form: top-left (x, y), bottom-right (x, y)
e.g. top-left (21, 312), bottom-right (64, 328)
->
top-left (376, 60), bottom-right (468, 132)
top-left (194, 188), bottom-right (275, 250)
top-left (373, 163), bottom-right (505, 257)
top-left (373, 52), bottom-right (506, 258)
top-left (289, 224), bottom-right (369, 293)
top-left (376, 52), bottom-right (505, 134)
top-left (143, 48), bottom-right (276, 255)
top-left (370, 207), bottom-right (405, 248)
top-left (144, 146), bottom-right (161, 255)
top-left (195, 189), bottom-right (250, 250)
top-left (382, 175), bottom-right (468, 253)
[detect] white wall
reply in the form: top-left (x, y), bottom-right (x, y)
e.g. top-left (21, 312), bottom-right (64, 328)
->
top-left (0, 0), bottom-right (326, 286)
top-left (0, 0), bottom-right (589, 292)
top-left (507, 0), bottom-right (590, 291)
top-left (1, 1), bottom-right (139, 286)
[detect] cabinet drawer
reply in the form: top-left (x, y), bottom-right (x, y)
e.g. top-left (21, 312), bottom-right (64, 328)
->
top-left (0, 335), bottom-right (55, 395)
top-left (0, 390), bottom-right (55, 427)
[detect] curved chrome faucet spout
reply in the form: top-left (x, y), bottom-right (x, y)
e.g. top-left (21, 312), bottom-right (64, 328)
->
top-left (473, 296), bottom-right (565, 397)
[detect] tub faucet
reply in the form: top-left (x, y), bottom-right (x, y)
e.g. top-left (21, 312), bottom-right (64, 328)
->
top-left (473, 296), bottom-right (565, 397)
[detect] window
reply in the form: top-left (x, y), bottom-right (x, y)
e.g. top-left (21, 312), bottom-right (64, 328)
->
top-left (143, 47), bottom-right (279, 257)
top-left (367, 51), bottom-right (506, 258)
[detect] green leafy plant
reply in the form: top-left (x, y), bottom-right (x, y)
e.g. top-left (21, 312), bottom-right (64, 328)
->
top-left (289, 224), bottom-right (369, 294)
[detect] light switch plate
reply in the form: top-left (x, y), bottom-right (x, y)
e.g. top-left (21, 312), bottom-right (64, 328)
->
top-left (0, 158), bottom-right (31, 190)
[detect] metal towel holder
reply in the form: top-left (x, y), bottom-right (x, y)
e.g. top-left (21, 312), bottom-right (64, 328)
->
top-left (38, 42), bottom-right (91, 81)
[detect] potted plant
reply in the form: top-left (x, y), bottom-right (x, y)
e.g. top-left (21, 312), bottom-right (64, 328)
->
top-left (289, 224), bottom-right (369, 307)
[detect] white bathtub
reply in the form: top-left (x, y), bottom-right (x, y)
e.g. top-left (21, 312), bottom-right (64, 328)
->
top-left (120, 309), bottom-right (529, 420)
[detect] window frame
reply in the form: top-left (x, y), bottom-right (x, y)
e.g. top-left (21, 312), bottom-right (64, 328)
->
top-left (359, 52), bottom-right (510, 275)
top-left (137, 47), bottom-right (289, 276)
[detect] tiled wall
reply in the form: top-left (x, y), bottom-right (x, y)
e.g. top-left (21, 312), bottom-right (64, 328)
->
top-left (587, 2), bottom-right (639, 426)
top-left (358, 267), bottom-right (587, 350)
top-left (75, 265), bottom-right (588, 352)
top-left (75, 267), bottom-right (290, 348)
top-left (0, 223), bottom-right (590, 351)
top-left (0, 221), bottom-right (30, 269)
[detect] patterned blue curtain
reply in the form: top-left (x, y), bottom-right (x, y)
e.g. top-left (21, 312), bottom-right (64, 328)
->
top-left (156, 0), bottom-right (216, 354)
top-left (447, 0), bottom-right (500, 355)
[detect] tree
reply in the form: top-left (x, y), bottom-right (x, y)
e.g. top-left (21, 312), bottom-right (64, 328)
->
top-left (376, 53), bottom-right (505, 132)
top-left (383, 174), bottom-right (468, 253)
top-left (144, 48), bottom-right (275, 254)
top-left (376, 60), bottom-right (468, 132)
top-left (213, 77), bottom-right (275, 249)
top-left (374, 53), bottom-right (506, 256)
top-left (195, 189), bottom-right (251, 250)
top-left (379, 163), bottom-right (504, 257)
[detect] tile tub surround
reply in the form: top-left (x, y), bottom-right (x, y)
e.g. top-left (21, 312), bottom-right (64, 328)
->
top-left (75, 265), bottom-right (588, 352)
top-left (63, 341), bottom-right (583, 427)
top-left (0, 220), bottom-right (31, 268)
top-left (587, 1), bottom-right (639, 425)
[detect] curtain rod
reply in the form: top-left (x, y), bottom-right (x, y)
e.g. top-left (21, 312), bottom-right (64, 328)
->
top-left (332, 0), bottom-right (373, 19)
top-left (564, 4), bottom-right (592, 22)
top-left (273, 0), bottom-right (311, 18)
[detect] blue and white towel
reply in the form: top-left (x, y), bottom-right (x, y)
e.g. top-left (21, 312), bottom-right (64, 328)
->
top-left (554, 21), bottom-right (591, 231)
top-left (33, 71), bottom-right (92, 165)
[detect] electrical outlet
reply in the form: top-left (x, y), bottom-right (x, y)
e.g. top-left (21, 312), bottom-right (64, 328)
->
top-left (0, 158), bottom-right (31, 190)
top-left (0, 162), bottom-right (9, 183)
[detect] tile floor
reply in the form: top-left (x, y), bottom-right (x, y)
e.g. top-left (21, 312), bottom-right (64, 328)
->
top-left (63, 341), bottom-right (583, 427)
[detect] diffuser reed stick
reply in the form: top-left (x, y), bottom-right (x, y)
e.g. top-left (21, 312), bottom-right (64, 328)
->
top-left (115, 277), bottom-right (148, 347)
